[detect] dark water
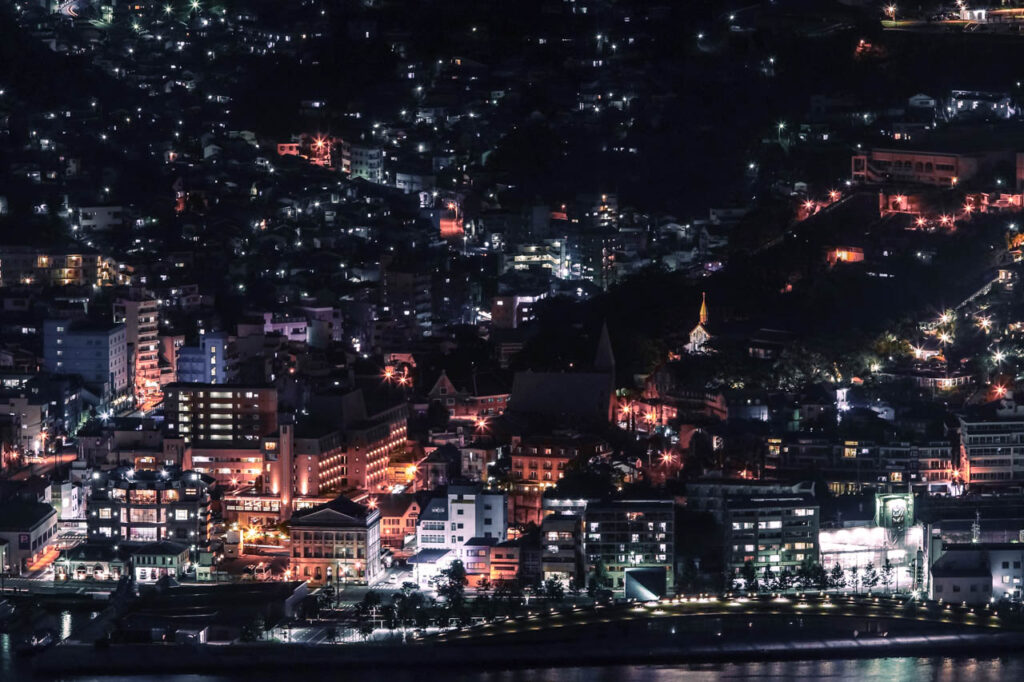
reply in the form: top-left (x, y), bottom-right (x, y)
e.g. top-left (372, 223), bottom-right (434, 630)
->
top-left (20, 658), bottom-right (1024, 682)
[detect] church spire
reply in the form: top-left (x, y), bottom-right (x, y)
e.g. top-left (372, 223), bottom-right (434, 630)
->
top-left (699, 292), bottom-right (708, 326)
top-left (594, 320), bottom-right (615, 375)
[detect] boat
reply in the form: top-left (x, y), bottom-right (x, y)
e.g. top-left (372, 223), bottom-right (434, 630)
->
top-left (15, 628), bottom-right (55, 656)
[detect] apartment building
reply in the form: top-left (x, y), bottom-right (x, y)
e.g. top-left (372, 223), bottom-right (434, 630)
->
top-left (0, 246), bottom-right (121, 287)
top-left (43, 319), bottom-right (129, 400)
top-left (163, 383), bottom-right (277, 447)
top-left (723, 494), bottom-right (819, 576)
top-left (583, 499), bottom-right (675, 597)
top-left (114, 293), bottom-right (161, 409)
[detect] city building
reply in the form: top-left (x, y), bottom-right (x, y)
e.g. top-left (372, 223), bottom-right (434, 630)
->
top-left (288, 495), bottom-right (383, 586)
top-left (724, 494), bottom-right (820, 578)
top-left (114, 292), bottom-right (161, 410)
top-left (176, 331), bottom-right (230, 384)
top-left (540, 513), bottom-right (584, 586)
top-left (426, 370), bottom-right (510, 419)
top-left (416, 485), bottom-right (507, 552)
top-left (0, 246), bottom-right (122, 287)
top-left (132, 541), bottom-right (191, 583)
top-left (86, 467), bottom-right (211, 547)
top-left (54, 543), bottom-right (132, 583)
top-left (0, 500), bottom-right (58, 575)
top-left (376, 493), bottom-right (420, 550)
top-left (43, 318), bottom-right (129, 401)
top-left (959, 399), bottom-right (1024, 485)
top-left (164, 383), bottom-right (278, 447)
top-left (851, 146), bottom-right (1011, 187)
top-left (583, 499), bottom-right (675, 598)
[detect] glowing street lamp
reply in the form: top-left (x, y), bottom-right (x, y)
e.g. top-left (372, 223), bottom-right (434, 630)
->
top-left (939, 311), bottom-right (952, 325)
top-left (475, 417), bottom-right (489, 432)
top-left (828, 190), bottom-right (839, 201)
top-left (803, 200), bottom-right (815, 211)
top-left (978, 316), bottom-right (992, 332)
top-left (885, 4), bottom-right (896, 20)
top-left (995, 384), bottom-right (1008, 398)
top-left (164, 4), bottom-right (172, 14)
top-left (993, 350), bottom-right (1006, 365)
top-left (915, 217), bottom-right (927, 228)
top-left (939, 215), bottom-right (952, 226)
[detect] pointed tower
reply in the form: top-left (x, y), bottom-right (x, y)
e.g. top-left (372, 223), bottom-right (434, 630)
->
top-left (594, 321), bottom-right (616, 376)
top-left (686, 293), bottom-right (711, 354)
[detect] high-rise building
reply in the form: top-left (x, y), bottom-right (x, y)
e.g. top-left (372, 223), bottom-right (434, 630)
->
top-left (723, 494), bottom-right (820, 578)
top-left (583, 499), bottom-right (675, 597)
top-left (163, 383), bottom-right (277, 447)
top-left (114, 293), bottom-right (161, 410)
top-left (43, 319), bottom-right (129, 401)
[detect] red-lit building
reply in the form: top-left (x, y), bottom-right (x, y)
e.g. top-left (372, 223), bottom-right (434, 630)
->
top-left (426, 369), bottom-right (510, 419)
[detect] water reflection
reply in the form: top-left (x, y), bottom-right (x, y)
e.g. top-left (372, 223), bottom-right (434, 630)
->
top-left (60, 611), bottom-right (72, 641)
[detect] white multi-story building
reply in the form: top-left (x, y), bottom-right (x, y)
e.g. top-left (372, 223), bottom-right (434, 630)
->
top-left (416, 485), bottom-right (507, 552)
top-left (959, 399), bottom-right (1024, 485)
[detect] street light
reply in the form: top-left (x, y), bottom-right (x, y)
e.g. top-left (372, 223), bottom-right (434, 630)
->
top-left (885, 5), bottom-right (896, 21)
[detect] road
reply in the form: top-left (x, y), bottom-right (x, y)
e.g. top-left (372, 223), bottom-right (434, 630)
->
top-left (59, 0), bottom-right (84, 17)
top-left (8, 453), bottom-right (77, 481)
top-left (433, 593), bottom-right (1014, 645)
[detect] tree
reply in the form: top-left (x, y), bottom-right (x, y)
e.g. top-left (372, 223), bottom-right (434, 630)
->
top-left (813, 563), bottom-right (829, 591)
top-left (543, 576), bottom-right (565, 602)
top-left (829, 563), bottom-right (846, 590)
top-left (431, 560), bottom-right (469, 608)
top-left (567, 577), bottom-right (583, 599)
top-left (588, 559), bottom-right (610, 597)
top-left (358, 621), bottom-right (374, 640)
top-left (881, 558), bottom-right (895, 594)
top-left (740, 561), bottom-right (758, 591)
top-left (795, 557), bottom-right (815, 590)
top-left (476, 576), bottom-right (493, 595)
top-left (679, 558), bottom-right (699, 594)
top-left (777, 568), bottom-right (794, 593)
top-left (762, 566), bottom-right (776, 592)
top-left (241, 615), bottom-right (266, 641)
top-left (847, 565), bottom-right (860, 594)
top-left (862, 562), bottom-right (879, 592)
top-left (494, 581), bottom-right (525, 614)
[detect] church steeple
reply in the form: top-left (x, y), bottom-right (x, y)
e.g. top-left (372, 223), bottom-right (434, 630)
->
top-left (698, 292), bottom-right (708, 326)
top-left (594, 321), bottom-right (615, 376)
